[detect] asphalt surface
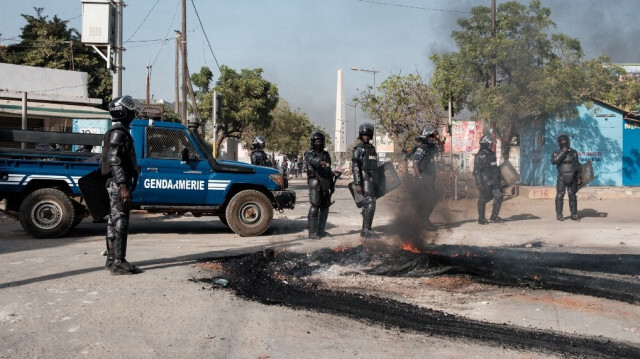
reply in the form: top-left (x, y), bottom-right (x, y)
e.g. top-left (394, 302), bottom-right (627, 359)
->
top-left (1, 176), bottom-right (639, 358)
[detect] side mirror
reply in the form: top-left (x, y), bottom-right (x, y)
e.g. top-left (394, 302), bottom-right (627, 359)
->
top-left (180, 148), bottom-right (189, 164)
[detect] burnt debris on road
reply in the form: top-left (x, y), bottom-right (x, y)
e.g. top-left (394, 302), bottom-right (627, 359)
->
top-left (196, 244), bottom-right (640, 358)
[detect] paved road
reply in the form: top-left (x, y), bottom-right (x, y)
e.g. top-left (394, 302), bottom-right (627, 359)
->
top-left (1, 177), bottom-right (639, 358)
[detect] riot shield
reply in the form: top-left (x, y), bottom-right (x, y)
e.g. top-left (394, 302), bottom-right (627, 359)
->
top-left (579, 160), bottom-right (594, 190)
top-left (499, 160), bottom-right (520, 186)
top-left (348, 182), bottom-right (365, 208)
top-left (375, 162), bottom-right (401, 198)
top-left (78, 169), bottom-right (109, 221)
top-left (348, 162), bottom-right (401, 207)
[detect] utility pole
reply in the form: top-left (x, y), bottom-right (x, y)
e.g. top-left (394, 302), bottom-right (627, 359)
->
top-left (113, 0), bottom-right (123, 98)
top-left (491, 0), bottom-right (496, 88)
top-left (174, 31), bottom-right (180, 114)
top-left (181, 0), bottom-right (188, 126)
top-left (146, 61), bottom-right (151, 104)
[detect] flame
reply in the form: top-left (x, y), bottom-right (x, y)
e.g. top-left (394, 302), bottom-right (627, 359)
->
top-left (401, 243), bottom-right (421, 253)
top-left (333, 246), bottom-right (350, 253)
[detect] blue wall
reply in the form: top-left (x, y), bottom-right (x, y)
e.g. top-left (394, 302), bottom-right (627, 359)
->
top-left (623, 120), bottom-right (640, 185)
top-left (520, 103), bottom-right (624, 186)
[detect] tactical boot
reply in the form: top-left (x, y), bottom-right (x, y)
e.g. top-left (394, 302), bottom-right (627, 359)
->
top-left (308, 211), bottom-right (320, 239)
top-left (490, 216), bottom-right (505, 223)
top-left (556, 213), bottom-right (564, 221)
top-left (360, 229), bottom-right (380, 238)
top-left (569, 199), bottom-right (578, 221)
top-left (110, 258), bottom-right (140, 275)
top-left (104, 237), bottom-right (115, 269)
top-left (318, 208), bottom-right (330, 237)
top-left (478, 218), bottom-right (488, 225)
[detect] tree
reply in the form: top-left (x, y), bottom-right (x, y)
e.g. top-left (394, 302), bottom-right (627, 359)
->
top-left (355, 72), bottom-right (446, 167)
top-left (242, 99), bottom-right (319, 159)
top-left (430, 1), bottom-right (590, 159)
top-left (0, 8), bottom-right (112, 107)
top-left (206, 65), bottom-right (279, 157)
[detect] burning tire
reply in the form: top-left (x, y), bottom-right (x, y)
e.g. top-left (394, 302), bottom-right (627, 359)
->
top-left (225, 190), bottom-right (272, 237)
top-left (19, 188), bottom-right (75, 238)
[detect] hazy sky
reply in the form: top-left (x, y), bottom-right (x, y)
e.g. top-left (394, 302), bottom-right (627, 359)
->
top-left (2, 0), bottom-right (639, 144)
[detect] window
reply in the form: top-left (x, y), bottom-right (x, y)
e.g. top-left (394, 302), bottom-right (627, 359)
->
top-left (146, 127), bottom-right (201, 161)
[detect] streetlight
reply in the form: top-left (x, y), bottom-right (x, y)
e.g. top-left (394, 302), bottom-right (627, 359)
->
top-left (346, 102), bottom-right (357, 145)
top-left (351, 66), bottom-right (380, 145)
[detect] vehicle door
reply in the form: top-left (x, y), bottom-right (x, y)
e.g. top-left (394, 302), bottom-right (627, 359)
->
top-left (138, 127), bottom-right (209, 204)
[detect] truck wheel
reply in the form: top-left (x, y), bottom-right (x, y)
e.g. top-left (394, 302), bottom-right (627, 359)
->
top-left (218, 215), bottom-right (229, 228)
top-left (19, 188), bottom-right (76, 238)
top-left (225, 190), bottom-right (273, 237)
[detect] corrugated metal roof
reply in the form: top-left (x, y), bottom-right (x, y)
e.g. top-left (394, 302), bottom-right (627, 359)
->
top-left (0, 99), bottom-right (110, 120)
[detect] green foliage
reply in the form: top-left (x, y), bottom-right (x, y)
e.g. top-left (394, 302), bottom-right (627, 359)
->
top-left (191, 66), bottom-right (215, 121)
top-left (208, 65), bottom-right (279, 156)
top-left (355, 72), bottom-right (445, 157)
top-left (430, 0), bottom-right (596, 158)
top-left (242, 99), bottom-right (317, 158)
top-left (0, 8), bottom-right (112, 108)
top-left (161, 104), bottom-right (180, 123)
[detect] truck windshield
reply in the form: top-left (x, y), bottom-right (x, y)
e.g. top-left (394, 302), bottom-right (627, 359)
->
top-left (189, 129), bottom-right (218, 167)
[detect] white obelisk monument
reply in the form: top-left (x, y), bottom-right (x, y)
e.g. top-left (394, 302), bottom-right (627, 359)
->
top-left (334, 69), bottom-right (346, 160)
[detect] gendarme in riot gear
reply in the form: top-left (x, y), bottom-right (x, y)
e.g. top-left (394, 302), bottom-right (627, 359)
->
top-left (304, 130), bottom-right (335, 239)
top-left (352, 123), bottom-right (379, 238)
top-left (551, 133), bottom-right (582, 221)
top-left (250, 136), bottom-right (272, 167)
top-left (412, 125), bottom-right (440, 229)
top-left (473, 134), bottom-right (505, 224)
top-left (101, 95), bottom-right (141, 275)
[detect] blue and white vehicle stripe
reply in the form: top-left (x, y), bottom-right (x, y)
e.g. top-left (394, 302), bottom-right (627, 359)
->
top-left (208, 179), bottom-right (230, 191)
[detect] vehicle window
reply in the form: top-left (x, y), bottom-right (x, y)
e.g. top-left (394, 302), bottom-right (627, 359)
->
top-left (146, 127), bottom-right (201, 161)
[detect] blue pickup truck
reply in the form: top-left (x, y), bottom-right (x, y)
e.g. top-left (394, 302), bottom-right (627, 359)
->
top-left (0, 119), bottom-right (295, 238)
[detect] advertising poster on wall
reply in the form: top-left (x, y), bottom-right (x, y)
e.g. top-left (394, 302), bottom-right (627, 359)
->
top-left (442, 121), bottom-right (484, 153)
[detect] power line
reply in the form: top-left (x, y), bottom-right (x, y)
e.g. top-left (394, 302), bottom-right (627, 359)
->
top-left (151, 0), bottom-right (181, 67)
top-left (356, 0), bottom-right (469, 13)
top-left (190, 0), bottom-right (221, 72)
top-left (124, 0), bottom-right (161, 44)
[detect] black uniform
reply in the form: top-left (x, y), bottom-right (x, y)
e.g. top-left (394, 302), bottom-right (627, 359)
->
top-left (101, 122), bottom-right (139, 274)
top-left (304, 148), bottom-right (333, 238)
top-left (352, 142), bottom-right (378, 236)
top-left (413, 141), bottom-right (439, 223)
top-left (250, 149), bottom-right (270, 167)
top-left (474, 146), bottom-right (503, 223)
top-left (551, 147), bottom-right (581, 220)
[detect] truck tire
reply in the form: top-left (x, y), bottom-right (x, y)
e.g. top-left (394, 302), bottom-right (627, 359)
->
top-left (225, 190), bottom-right (273, 237)
top-left (19, 188), bottom-right (76, 238)
top-left (218, 215), bottom-right (229, 228)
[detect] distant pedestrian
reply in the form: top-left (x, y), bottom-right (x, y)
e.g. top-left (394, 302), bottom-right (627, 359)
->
top-left (551, 134), bottom-right (582, 221)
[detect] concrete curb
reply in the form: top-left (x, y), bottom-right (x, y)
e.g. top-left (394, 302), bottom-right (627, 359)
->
top-left (518, 185), bottom-right (640, 200)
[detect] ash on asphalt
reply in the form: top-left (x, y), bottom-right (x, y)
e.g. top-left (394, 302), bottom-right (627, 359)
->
top-left (197, 245), bottom-right (640, 358)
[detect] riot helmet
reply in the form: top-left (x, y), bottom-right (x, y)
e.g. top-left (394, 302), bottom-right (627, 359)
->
top-left (109, 95), bottom-right (141, 125)
top-left (479, 134), bottom-right (494, 149)
top-left (358, 123), bottom-right (374, 141)
top-left (557, 134), bottom-right (570, 149)
top-left (252, 136), bottom-right (266, 149)
top-left (418, 125), bottom-right (436, 143)
top-left (310, 130), bottom-right (325, 151)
